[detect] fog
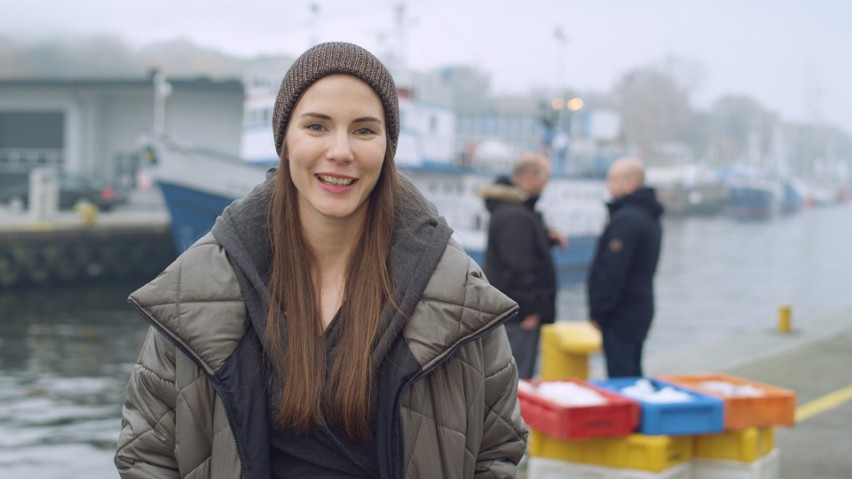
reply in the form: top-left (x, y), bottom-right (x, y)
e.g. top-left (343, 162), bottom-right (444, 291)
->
top-left (2, 0), bottom-right (850, 132)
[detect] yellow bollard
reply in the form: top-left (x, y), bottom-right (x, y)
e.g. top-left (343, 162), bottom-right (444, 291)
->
top-left (778, 304), bottom-right (792, 333)
top-left (539, 322), bottom-right (602, 380)
top-left (74, 201), bottom-right (99, 226)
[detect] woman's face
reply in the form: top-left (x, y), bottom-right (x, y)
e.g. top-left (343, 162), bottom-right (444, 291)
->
top-left (284, 74), bottom-right (387, 227)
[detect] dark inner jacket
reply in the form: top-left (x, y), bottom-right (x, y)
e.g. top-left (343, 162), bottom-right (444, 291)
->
top-left (587, 186), bottom-right (663, 341)
top-left (209, 172), bottom-right (454, 478)
top-left (481, 176), bottom-right (557, 325)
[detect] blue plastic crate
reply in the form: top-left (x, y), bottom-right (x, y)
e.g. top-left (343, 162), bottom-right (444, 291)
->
top-left (591, 377), bottom-right (725, 436)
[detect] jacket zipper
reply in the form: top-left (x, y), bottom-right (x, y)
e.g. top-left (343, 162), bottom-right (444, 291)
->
top-left (391, 309), bottom-right (519, 478)
top-left (129, 300), bottom-right (249, 479)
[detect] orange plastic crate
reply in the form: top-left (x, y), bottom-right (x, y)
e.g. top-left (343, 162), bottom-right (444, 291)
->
top-left (518, 379), bottom-right (640, 440)
top-left (657, 373), bottom-right (796, 429)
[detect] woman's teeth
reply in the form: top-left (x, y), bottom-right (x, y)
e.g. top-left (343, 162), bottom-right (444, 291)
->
top-left (318, 175), bottom-right (353, 186)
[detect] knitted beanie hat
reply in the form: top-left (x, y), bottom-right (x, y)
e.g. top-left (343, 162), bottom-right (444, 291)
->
top-left (272, 42), bottom-right (399, 158)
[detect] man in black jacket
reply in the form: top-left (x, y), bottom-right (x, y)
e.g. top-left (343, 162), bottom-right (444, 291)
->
top-left (588, 157), bottom-right (663, 378)
top-left (481, 153), bottom-right (567, 379)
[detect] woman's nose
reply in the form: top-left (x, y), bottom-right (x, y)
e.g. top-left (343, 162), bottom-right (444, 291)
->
top-left (326, 131), bottom-right (354, 163)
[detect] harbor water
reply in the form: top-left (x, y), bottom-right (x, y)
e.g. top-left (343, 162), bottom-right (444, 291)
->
top-left (2, 201), bottom-right (851, 478)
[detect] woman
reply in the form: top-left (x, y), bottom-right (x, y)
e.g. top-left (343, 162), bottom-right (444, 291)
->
top-left (115, 42), bottom-right (527, 479)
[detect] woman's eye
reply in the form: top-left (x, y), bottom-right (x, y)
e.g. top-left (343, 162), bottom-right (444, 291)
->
top-left (306, 123), bottom-right (324, 131)
top-left (355, 126), bottom-right (377, 135)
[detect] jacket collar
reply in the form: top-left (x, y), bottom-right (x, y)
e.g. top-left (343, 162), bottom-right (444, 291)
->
top-left (129, 234), bottom-right (518, 376)
top-left (128, 232), bottom-right (247, 375)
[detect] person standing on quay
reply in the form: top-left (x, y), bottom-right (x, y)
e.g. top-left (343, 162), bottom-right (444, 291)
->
top-left (588, 156), bottom-right (663, 378)
top-left (481, 152), bottom-right (567, 379)
top-left (115, 42), bottom-right (527, 478)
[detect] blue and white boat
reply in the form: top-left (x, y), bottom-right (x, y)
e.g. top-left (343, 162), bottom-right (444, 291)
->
top-left (724, 174), bottom-right (783, 220)
top-left (149, 81), bottom-right (607, 281)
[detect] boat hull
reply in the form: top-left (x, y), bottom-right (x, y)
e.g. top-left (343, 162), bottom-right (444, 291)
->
top-left (150, 139), bottom-right (606, 283)
top-left (157, 177), bottom-right (599, 283)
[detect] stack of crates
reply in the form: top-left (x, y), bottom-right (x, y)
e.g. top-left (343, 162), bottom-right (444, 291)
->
top-left (519, 374), bottom-right (795, 478)
top-left (519, 378), bottom-right (706, 478)
top-left (658, 373), bottom-right (796, 478)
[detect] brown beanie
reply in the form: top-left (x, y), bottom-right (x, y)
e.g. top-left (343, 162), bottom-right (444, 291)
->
top-left (272, 42), bottom-right (399, 158)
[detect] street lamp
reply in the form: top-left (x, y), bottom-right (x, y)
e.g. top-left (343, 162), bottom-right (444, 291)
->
top-left (153, 71), bottom-right (172, 135)
top-left (567, 97), bottom-right (584, 112)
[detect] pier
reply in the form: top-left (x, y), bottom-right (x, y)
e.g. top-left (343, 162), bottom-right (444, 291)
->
top-left (0, 208), bottom-right (175, 288)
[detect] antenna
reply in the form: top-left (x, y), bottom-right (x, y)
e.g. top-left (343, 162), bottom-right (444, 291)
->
top-left (308, 3), bottom-right (320, 47)
top-left (554, 26), bottom-right (569, 97)
top-left (389, 2), bottom-right (409, 83)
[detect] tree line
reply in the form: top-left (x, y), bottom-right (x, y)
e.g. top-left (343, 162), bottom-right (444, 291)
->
top-left (1, 35), bottom-right (848, 176)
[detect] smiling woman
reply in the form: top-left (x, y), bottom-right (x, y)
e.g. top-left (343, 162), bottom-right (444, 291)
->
top-left (115, 42), bottom-right (527, 479)
top-left (284, 74), bottom-right (387, 227)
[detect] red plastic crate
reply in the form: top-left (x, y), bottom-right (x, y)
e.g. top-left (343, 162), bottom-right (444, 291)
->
top-left (518, 379), bottom-right (640, 440)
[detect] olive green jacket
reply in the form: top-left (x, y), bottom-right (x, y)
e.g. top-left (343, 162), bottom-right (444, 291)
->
top-left (115, 233), bottom-right (527, 478)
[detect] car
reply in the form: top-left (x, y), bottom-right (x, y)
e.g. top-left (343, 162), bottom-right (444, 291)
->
top-left (0, 172), bottom-right (129, 212)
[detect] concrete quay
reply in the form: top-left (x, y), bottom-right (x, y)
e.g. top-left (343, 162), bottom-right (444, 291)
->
top-left (642, 306), bottom-right (852, 478)
top-left (0, 195), bottom-right (175, 287)
top-left (519, 307), bottom-right (852, 478)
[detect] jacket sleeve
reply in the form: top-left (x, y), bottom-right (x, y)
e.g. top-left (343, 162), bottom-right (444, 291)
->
top-left (588, 215), bottom-right (640, 323)
top-left (475, 326), bottom-right (529, 478)
top-left (114, 327), bottom-right (181, 479)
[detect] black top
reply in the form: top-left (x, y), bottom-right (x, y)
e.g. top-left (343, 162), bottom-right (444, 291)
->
top-left (269, 314), bottom-right (379, 478)
top-left (587, 187), bottom-right (664, 341)
top-left (482, 177), bottom-right (557, 325)
top-left (211, 174), bottom-right (454, 478)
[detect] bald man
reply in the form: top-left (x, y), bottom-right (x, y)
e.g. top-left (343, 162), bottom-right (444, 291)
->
top-left (480, 153), bottom-right (567, 379)
top-left (587, 157), bottom-right (663, 378)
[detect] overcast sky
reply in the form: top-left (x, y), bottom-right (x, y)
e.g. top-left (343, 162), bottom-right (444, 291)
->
top-left (3, 0), bottom-right (851, 133)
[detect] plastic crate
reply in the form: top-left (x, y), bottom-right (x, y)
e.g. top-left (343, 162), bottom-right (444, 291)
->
top-left (528, 429), bottom-right (693, 472)
top-left (694, 427), bottom-right (775, 462)
top-left (591, 377), bottom-right (725, 436)
top-left (527, 457), bottom-right (692, 479)
top-left (692, 448), bottom-right (780, 479)
top-left (658, 373), bottom-right (796, 429)
top-left (518, 379), bottom-right (640, 440)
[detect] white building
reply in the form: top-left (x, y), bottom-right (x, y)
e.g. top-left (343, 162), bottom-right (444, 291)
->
top-left (0, 75), bottom-right (244, 187)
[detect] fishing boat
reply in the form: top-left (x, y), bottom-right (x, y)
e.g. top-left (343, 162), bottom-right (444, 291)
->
top-left (647, 164), bottom-right (726, 216)
top-left (724, 174), bottom-right (783, 219)
top-left (148, 74), bottom-right (607, 281)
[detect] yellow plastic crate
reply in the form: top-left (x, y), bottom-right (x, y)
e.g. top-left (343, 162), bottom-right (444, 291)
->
top-left (528, 429), bottom-right (693, 472)
top-left (694, 427), bottom-right (775, 462)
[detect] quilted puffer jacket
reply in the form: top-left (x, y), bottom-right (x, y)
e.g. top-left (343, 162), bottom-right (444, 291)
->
top-left (115, 233), bottom-right (527, 478)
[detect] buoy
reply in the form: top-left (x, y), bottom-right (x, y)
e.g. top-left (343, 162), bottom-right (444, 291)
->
top-left (0, 248), bottom-right (23, 287)
top-left (126, 241), bottom-right (146, 271)
top-left (52, 245), bottom-right (85, 282)
top-left (24, 246), bottom-right (52, 284)
top-left (104, 243), bottom-right (133, 277)
top-left (85, 244), bottom-right (107, 278)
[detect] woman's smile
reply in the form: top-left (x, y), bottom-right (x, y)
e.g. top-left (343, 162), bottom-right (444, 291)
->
top-left (316, 173), bottom-right (356, 188)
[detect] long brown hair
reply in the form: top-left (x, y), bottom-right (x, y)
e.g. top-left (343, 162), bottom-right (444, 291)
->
top-left (265, 139), bottom-right (400, 441)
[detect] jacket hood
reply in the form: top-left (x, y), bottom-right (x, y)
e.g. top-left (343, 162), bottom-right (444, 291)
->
top-left (130, 170), bottom-right (514, 373)
top-left (609, 186), bottom-right (664, 219)
top-left (211, 170), bottom-right (455, 359)
top-left (479, 176), bottom-right (539, 213)
top-left (210, 170), bottom-right (276, 336)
